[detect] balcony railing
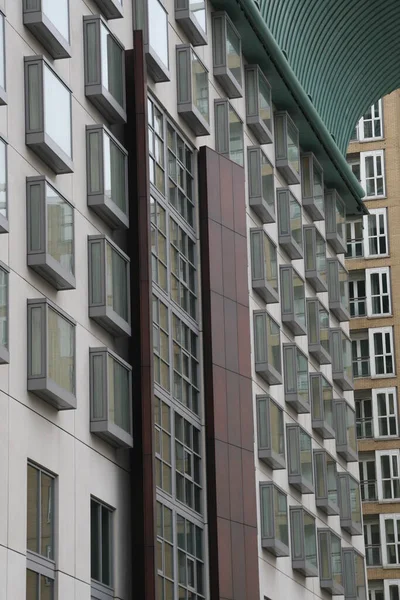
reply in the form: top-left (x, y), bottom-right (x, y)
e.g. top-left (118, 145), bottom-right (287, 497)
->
top-left (346, 238), bottom-right (364, 259)
top-left (352, 357), bottom-right (370, 378)
top-left (365, 545), bottom-right (381, 567)
top-left (356, 417), bottom-right (373, 439)
top-left (360, 480), bottom-right (377, 502)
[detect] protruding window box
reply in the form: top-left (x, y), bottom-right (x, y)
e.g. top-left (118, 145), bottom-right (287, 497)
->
top-left (274, 112), bottom-right (300, 184)
top-left (342, 549), bottom-right (366, 600)
top-left (257, 395), bottom-right (285, 469)
top-left (260, 482), bottom-right (289, 557)
top-left (307, 299), bottom-right (330, 364)
top-left (325, 189), bottom-right (346, 253)
top-left (27, 298), bottom-right (76, 410)
top-left (328, 258), bottom-right (350, 321)
top-left (283, 344), bottom-right (310, 413)
top-left (26, 176), bottom-right (75, 291)
top-left (88, 235), bottom-right (131, 337)
top-left (310, 373), bottom-right (334, 438)
top-left (290, 507), bottom-right (318, 577)
top-left (250, 229), bottom-right (279, 303)
top-left (135, 0), bottom-right (170, 82)
top-left (280, 265), bottom-right (306, 335)
top-left (314, 450), bottom-right (339, 515)
top-left (287, 424), bottom-right (314, 494)
top-left (277, 189), bottom-right (303, 259)
top-left (215, 99), bottom-right (243, 166)
top-left (331, 328), bottom-right (354, 391)
top-left (254, 310), bottom-right (282, 385)
top-left (86, 125), bottom-right (129, 229)
top-left (83, 16), bottom-right (126, 124)
top-left (318, 529), bottom-right (344, 595)
top-left (24, 56), bottom-right (73, 174)
top-left (90, 347), bottom-right (133, 448)
top-left (176, 45), bottom-right (210, 136)
top-left (23, 0), bottom-right (71, 59)
top-left (0, 137), bottom-right (8, 233)
top-left (175, 0), bottom-right (207, 46)
top-left (93, 0), bottom-right (123, 20)
top-left (301, 153), bottom-right (324, 220)
top-left (245, 65), bottom-right (272, 144)
top-left (338, 473), bottom-right (362, 535)
top-left (0, 14), bottom-right (6, 105)
top-left (212, 12), bottom-right (242, 98)
top-left (334, 399), bottom-right (358, 462)
top-left (304, 225), bottom-right (327, 292)
top-left (0, 261), bottom-right (9, 364)
top-left (248, 147), bottom-right (275, 223)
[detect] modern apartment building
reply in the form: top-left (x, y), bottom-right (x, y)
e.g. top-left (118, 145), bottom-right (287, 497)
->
top-left (0, 1), bottom-right (367, 600)
top-left (347, 92), bottom-right (400, 600)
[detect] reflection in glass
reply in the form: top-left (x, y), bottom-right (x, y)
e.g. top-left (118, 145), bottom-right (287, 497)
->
top-left (229, 106), bottom-right (243, 166)
top-left (103, 131), bottom-right (126, 213)
top-left (44, 64), bottom-right (71, 158)
top-left (0, 267), bottom-right (7, 349)
top-left (190, 0), bottom-right (206, 31)
top-left (106, 242), bottom-right (128, 321)
top-left (43, 0), bottom-right (70, 42)
top-left (226, 20), bottom-right (241, 86)
top-left (0, 139), bottom-right (6, 218)
top-left (192, 52), bottom-right (208, 121)
top-left (100, 23), bottom-right (124, 106)
top-left (149, 0), bottom-right (169, 68)
top-left (48, 307), bottom-right (75, 393)
top-left (108, 354), bottom-right (130, 433)
top-left (46, 184), bottom-right (74, 275)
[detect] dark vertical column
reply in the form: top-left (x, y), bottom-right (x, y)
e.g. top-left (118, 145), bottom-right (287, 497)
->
top-left (199, 147), bottom-right (259, 600)
top-left (125, 36), bottom-right (156, 600)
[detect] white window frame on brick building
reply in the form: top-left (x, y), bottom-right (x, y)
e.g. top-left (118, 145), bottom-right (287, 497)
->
top-left (369, 326), bottom-right (395, 378)
top-left (360, 149), bottom-right (385, 199)
top-left (366, 266), bottom-right (391, 316)
top-left (372, 388), bottom-right (398, 439)
top-left (364, 208), bottom-right (389, 258)
top-left (376, 450), bottom-right (400, 501)
top-left (358, 100), bottom-right (383, 141)
top-left (380, 514), bottom-right (400, 566)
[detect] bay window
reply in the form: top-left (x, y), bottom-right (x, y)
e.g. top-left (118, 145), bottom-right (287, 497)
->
top-left (175, 0), bottom-right (207, 46)
top-left (330, 328), bottom-right (353, 391)
top-left (304, 226), bottom-right (327, 292)
top-left (274, 111), bottom-right (300, 184)
top-left (257, 395), bottom-right (285, 469)
top-left (310, 373), bottom-right (334, 438)
top-left (212, 12), bottom-right (242, 98)
top-left (290, 507), bottom-right (318, 577)
top-left (260, 482), bottom-right (289, 556)
top-left (135, 0), bottom-right (169, 82)
top-left (283, 344), bottom-right (309, 413)
top-left (287, 424), bottom-right (314, 494)
top-left (337, 473), bottom-right (362, 535)
top-left (176, 45), bottom-right (210, 136)
top-left (245, 65), bottom-right (272, 144)
top-left (327, 258), bottom-right (350, 321)
top-left (307, 299), bottom-right (330, 364)
top-left (280, 265), bottom-right (306, 335)
top-left (23, 0), bottom-right (70, 59)
top-left (248, 147), bottom-right (275, 223)
top-left (254, 310), bottom-right (282, 385)
top-left (325, 189), bottom-right (346, 253)
top-left (277, 189), bottom-right (303, 258)
top-left (314, 450), bottom-right (339, 515)
top-left (318, 529), bottom-right (344, 595)
top-left (334, 399), bottom-right (357, 462)
top-left (215, 99), bottom-right (243, 166)
top-left (301, 152), bottom-right (324, 220)
top-left (250, 229), bottom-right (279, 303)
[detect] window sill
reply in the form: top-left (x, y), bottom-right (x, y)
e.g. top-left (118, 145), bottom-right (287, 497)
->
top-left (371, 373), bottom-right (396, 380)
top-left (363, 194), bottom-right (387, 201)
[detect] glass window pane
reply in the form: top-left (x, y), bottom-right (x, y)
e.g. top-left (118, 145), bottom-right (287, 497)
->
top-left (148, 0), bottom-right (169, 68)
top-left (103, 131), bottom-right (127, 214)
top-left (0, 268), bottom-right (7, 349)
top-left (44, 65), bottom-right (72, 158)
top-left (40, 473), bottom-right (53, 559)
top-left (190, 0), bottom-right (206, 31)
top-left (101, 506), bottom-right (111, 586)
top-left (27, 465), bottom-right (39, 554)
top-left (106, 243), bottom-right (128, 322)
top-left (43, 0), bottom-right (69, 42)
top-left (30, 306), bottom-right (43, 376)
top-left (46, 184), bottom-right (74, 275)
top-left (226, 20), bottom-right (241, 86)
top-left (108, 354), bottom-right (131, 433)
top-left (26, 570), bottom-right (38, 600)
top-left (91, 500), bottom-right (100, 581)
top-left (0, 140), bottom-right (6, 220)
top-left (100, 23), bottom-right (124, 106)
top-left (47, 307), bottom-right (75, 394)
top-left (228, 106), bottom-right (243, 166)
top-left (259, 74), bottom-right (271, 131)
top-left (192, 51), bottom-right (208, 121)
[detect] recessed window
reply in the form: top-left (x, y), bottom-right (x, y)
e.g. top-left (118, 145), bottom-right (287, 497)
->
top-left (318, 529), bottom-right (344, 595)
top-left (290, 507), bottom-right (318, 577)
top-left (86, 124), bottom-right (128, 229)
top-left (327, 258), bottom-right (350, 321)
top-left (170, 216), bottom-right (197, 318)
top-left (214, 99), bottom-right (243, 166)
top-left (135, 0), bottom-right (169, 82)
top-left (307, 299), bottom-right (330, 365)
top-left (325, 189), bottom-right (346, 253)
top-left (360, 150), bottom-right (385, 198)
top-left (352, 335), bottom-right (370, 379)
top-left (334, 399), bottom-right (357, 461)
top-left (274, 112), bottom-right (300, 184)
top-left (349, 276), bottom-right (366, 318)
top-left (342, 549), bottom-right (366, 600)
top-left (175, 0), bottom-right (207, 46)
top-left (156, 502), bottom-right (174, 599)
top-left (176, 45), bottom-right (209, 136)
top-left (364, 208), bottom-right (388, 258)
top-left (346, 220), bottom-right (363, 259)
top-left (90, 347), bottom-right (133, 448)
top-left (176, 515), bottom-right (205, 597)
top-left (248, 147), bottom-right (275, 223)
top-left (153, 294), bottom-right (170, 392)
top-left (27, 298), bottom-right (76, 410)
top-left (250, 229), bottom-right (278, 303)
top-left (314, 450), bottom-right (339, 515)
top-left (27, 462), bottom-right (55, 559)
top-left (175, 413), bottom-right (202, 513)
top-left (154, 398), bottom-right (172, 494)
top-left (366, 266), bottom-right (391, 316)
top-left (172, 313), bottom-right (199, 414)
top-left (277, 189), bottom-right (303, 259)
top-left (287, 424), bottom-right (314, 494)
top-left (0, 13), bottom-right (6, 105)
top-left (364, 520), bottom-right (381, 567)
top-left (304, 225), bottom-right (327, 292)
top-left (91, 498), bottom-right (113, 594)
top-left (84, 15), bottom-right (126, 124)
top-left (283, 344), bottom-right (309, 414)
top-left (254, 310), bottom-right (282, 385)
top-left (24, 56), bottom-right (73, 174)
top-left (372, 387), bottom-right (398, 439)
top-left (23, 0), bottom-right (70, 59)
top-left (26, 570), bottom-right (54, 600)
top-left (337, 473), bottom-right (362, 535)
top-left (26, 176), bottom-right (75, 290)
top-left (0, 137), bottom-right (7, 233)
top-left (245, 65), bottom-right (272, 144)
top-left (212, 12), bottom-right (242, 98)
top-left (356, 397), bottom-right (373, 440)
top-left (359, 456), bottom-right (376, 501)
top-left (310, 373), bottom-right (334, 438)
top-left (369, 326), bottom-right (394, 377)
top-left (280, 265), bottom-right (306, 335)
top-left (0, 260), bottom-right (8, 365)
top-left (257, 395), bottom-right (285, 469)
top-left (260, 482), bottom-right (289, 557)
top-left (301, 152), bottom-right (324, 220)
top-left (330, 328), bottom-right (353, 391)
top-left (88, 235), bottom-right (131, 337)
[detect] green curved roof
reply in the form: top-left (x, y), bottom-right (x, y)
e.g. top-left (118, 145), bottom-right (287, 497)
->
top-left (259, 0), bottom-right (400, 155)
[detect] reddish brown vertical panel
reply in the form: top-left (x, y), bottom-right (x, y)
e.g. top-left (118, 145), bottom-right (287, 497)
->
top-left (125, 37), bottom-right (156, 600)
top-left (199, 147), bottom-right (259, 600)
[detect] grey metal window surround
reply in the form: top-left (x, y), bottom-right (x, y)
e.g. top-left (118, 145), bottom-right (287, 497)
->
top-left (307, 299), bottom-right (330, 365)
top-left (287, 424), bottom-right (314, 493)
top-left (310, 373), bottom-right (334, 438)
top-left (27, 569), bottom-right (55, 600)
top-left (290, 507), bottom-right (318, 577)
top-left (313, 450), bottom-right (339, 515)
top-left (330, 328), bottom-right (354, 391)
top-left (318, 529), bottom-right (344, 595)
top-left (0, 260), bottom-right (8, 365)
top-left (212, 12), bottom-right (242, 98)
top-left (91, 498), bottom-right (114, 600)
top-left (88, 235), bottom-right (131, 337)
top-left (325, 189), bottom-right (347, 253)
top-left (342, 549), bottom-right (367, 600)
top-left (280, 265), bottom-right (306, 335)
top-left (24, 56), bottom-right (73, 174)
top-left (83, 15), bottom-right (126, 124)
top-left (277, 188), bottom-right (303, 259)
top-left (134, 0), bottom-right (170, 82)
top-left (27, 298), bottom-right (76, 410)
top-left (86, 124), bottom-right (129, 229)
top-left (214, 98), bottom-right (244, 166)
top-left (253, 310), bottom-right (282, 385)
top-left (176, 45), bottom-right (210, 136)
top-left (0, 12), bottom-right (6, 105)
top-left (250, 228), bottom-right (279, 303)
top-left (23, 0), bottom-right (71, 59)
top-left (304, 225), bottom-right (327, 292)
top-left (90, 347), bottom-right (133, 448)
top-left (92, 0), bottom-right (123, 19)
top-left (328, 258), bottom-right (350, 321)
top-left (257, 394), bottom-right (285, 469)
top-left (0, 135), bottom-right (7, 233)
top-left (274, 111), bottom-right (300, 184)
top-left (245, 65), bottom-right (272, 144)
top-left (260, 481), bottom-right (289, 557)
top-left (338, 473), bottom-right (362, 535)
top-left (334, 399), bottom-right (358, 462)
top-left (283, 344), bottom-right (310, 413)
top-left (27, 462), bottom-right (56, 595)
top-left (301, 152), bottom-right (324, 220)
top-left (175, 0), bottom-right (207, 46)
top-left (248, 146), bottom-right (275, 223)
top-left (26, 176), bottom-right (75, 291)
